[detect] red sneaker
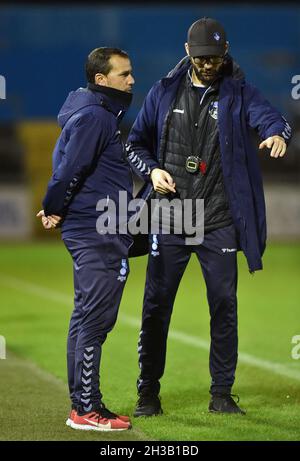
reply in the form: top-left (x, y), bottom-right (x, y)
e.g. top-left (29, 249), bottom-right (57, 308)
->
top-left (99, 403), bottom-right (131, 423)
top-left (66, 408), bottom-right (77, 427)
top-left (71, 409), bottom-right (131, 431)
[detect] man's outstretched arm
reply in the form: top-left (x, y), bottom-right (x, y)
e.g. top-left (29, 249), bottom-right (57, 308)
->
top-left (244, 83), bottom-right (292, 158)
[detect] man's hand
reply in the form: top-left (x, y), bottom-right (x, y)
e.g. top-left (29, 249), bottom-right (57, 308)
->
top-left (150, 168), bottom-right (176, 194)
top-left (259, 135), bottom-right (287, 158)
top-left (36, 210), bottom-right (62, 230)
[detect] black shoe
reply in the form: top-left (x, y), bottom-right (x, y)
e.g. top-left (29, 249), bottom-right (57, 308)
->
top-left (209, 393), bottom-right (246, 415)
top-left (133, 392), bottom-right (163, 417)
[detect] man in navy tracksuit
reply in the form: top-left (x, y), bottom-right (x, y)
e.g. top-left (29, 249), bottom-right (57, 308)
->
top-left (126, 18), bottom-right (292, 416)
top-left (37, 47), bottom-right (134, 431)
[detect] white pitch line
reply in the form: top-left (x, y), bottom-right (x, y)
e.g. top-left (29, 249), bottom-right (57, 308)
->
top-left (1, 273), bottom-right (300, 382)
top-left (3, 350), bottom-right (69, 389)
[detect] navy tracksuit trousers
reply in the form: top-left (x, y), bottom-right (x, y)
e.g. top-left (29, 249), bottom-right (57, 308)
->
top-left (63, 233), bottom-right (130, 413)
top-left (137, 224), bottom-right (238, 396)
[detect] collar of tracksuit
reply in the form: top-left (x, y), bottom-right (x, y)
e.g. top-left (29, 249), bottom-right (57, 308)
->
top-left (87, 83), bottom-right (133, 117)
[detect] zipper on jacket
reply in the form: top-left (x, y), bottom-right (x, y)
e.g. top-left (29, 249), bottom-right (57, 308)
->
top-left (158, 103), bottom-right (176, 168)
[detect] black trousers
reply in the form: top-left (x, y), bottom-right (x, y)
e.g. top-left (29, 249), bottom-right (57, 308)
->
top-left (137, 224), bottom-right (238, 396)
top-left (63, 233), bottom-right (129, 412)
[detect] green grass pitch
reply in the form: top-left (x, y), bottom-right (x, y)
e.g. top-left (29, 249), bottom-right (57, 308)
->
top-left (0, 241), bottom-right (299, 441)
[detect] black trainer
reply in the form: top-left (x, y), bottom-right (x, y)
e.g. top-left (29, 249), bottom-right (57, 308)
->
top-left (133, 392), bottom-right (163, 417)
top-left (209, 393), bottom-right (246, 415)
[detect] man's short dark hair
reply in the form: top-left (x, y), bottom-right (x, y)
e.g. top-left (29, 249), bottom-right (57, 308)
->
top-left (85, 47), bottom-right (129, 83)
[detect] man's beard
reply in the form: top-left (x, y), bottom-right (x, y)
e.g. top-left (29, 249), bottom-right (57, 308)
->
top-left (192, 64), bottom-right (222, 85)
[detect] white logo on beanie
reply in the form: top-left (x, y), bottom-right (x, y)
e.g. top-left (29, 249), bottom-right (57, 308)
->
top-left (213, 32), bottom-right (220, 41)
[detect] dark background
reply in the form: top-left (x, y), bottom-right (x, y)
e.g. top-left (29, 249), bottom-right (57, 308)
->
top-left (0, 2), bottom-right (299, 238)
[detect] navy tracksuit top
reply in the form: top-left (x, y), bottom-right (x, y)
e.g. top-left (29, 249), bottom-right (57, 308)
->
top-left (42, 83), bottom-right (133, 237)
